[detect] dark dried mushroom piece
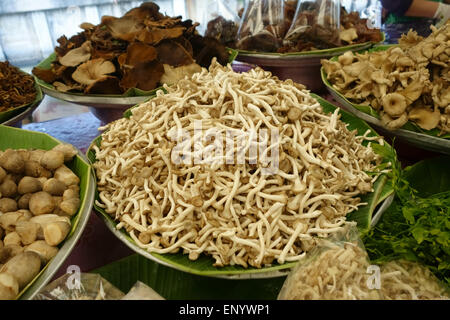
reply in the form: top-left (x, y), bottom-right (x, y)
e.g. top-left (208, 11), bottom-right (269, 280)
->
top-left (136, 27), bottom-right (185, 45)
top-left (156, 40), bottom-right (193, 67)
top-left (189, 35), bottom-right (230, 68)
top-left (31, 2), bottom-right (231, 95)
top-left (85, 76), bottom-right (122, 94)
top-left (120, 60), bottom-right (164, 91)
top-left (124, 1), bottom-right (164, 21)
top-left (122, 42), bottom-right (157, 67)
top-left (31, 67), bottom-right (57, 84)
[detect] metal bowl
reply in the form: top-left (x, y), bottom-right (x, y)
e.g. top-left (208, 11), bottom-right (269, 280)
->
top-left (1, 75), bottom-right (44, 127)
top-left (39, 86), bottom-right (150, 125)
top-left (2, 104), bottom-right (41, 128)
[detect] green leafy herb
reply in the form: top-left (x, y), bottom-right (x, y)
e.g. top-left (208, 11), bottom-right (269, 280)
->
top-left (363, 147), bottom-right (450, 286)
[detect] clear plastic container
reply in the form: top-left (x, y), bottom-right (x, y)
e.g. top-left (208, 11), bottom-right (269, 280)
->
top-left (284, 0), bottom-right (341, 48)
top-left (236, 0), bottom-right (285, 52)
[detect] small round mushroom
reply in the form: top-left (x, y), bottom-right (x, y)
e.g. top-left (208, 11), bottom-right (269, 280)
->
top-left (43, 221), bottom-right (70, 246)
top-left (28, 150), bottom-right (45, 163)
top-left (0, 180), bottom-right (17, 198)
top-left (52, 144), bottom-right (78, 162)
top-left (24, 160), bottom-right (51, 178)
top-left (0, 211), bottom-right (31, 232)
top-left (3, 232), bottom-right (21, 247)
top-left (0, 149), bottom-right (25, 174)
top-left (382, 93), bottom-right (408, 117)
top-left (24, 241), bottom-right (58, 264)
top-left (54, 165), bottom-right (80, 186)
top-left (28, 192), bottom-right (55, 216)
top-left (0, 198), bottom-right (17, 213)
top-left (62, 188), bottom-right (78, 200)
top-left (0, 167), bottom-right (6, 184)
top-left (15, 221), bottom-right (39, 245)
top-left (17, 176), bottom-right (42, 194)
top-left (59, 198), bottom-right (80, 216)
top-left (17, 193), bottom-right (33, 210)
top-left (0, 251), bottom-right (41, 289)
top-left (40, 150), bottom-right (65, 171)
top-left (42, 178), bottom-right (66, 196)
top-left (0, 272), bottom-right (19, 300)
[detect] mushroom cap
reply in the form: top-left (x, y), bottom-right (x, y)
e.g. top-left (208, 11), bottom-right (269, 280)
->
top-left (120, 42), bottom-right (157, 68)
top-left (156, 40), bottom-right (194, 67)
top-left (340, 28), bottom-right (358, 44)
top-left (136, 27), bottom-right (185, 46)
top-left (119, 60), bottom-right (164, 91)
top-left (160, 63), bottom-right (202, 86)
top-left (381, 111), bottom-right (409, 129)
top-left (72, 58), bottom-right (115, 86)
top-left (408, 106), bottom-right (441, 130)
top-left (399, 78), bottom-right (424, 103)
top-left (382, 93), bottom-right (408, 117)
top-left (59, 41), bottom-right (92, 67)
top-left (337, 51), bottom-right (355, 65)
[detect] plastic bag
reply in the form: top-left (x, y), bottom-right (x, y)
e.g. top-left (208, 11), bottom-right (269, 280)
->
top-left (284, 0), bottom-right (341, 49)
top-left (204, 0), bottom-right (243, 47)
top-left (379, 260), bottom-right (449, 300)
top-left (121, 281), bottom-right (165, 300)
top-left (34, 273), bottom-right (124, 300)
top-left (236, 0), bottom-right (285, 52)
top-left (278, 224), bottom-right (382, 300)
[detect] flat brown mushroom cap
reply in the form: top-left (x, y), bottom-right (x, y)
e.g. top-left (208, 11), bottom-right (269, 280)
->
top-left (123, 42), bottom-right (158, 67)
top-left (120, 60), bottom-right (164, 91)
top-left (136, 27), bottom-right (185, 46)
top-left (156, 40), bottom-right (193, 67)
top-left (32, 67), bottom-right (57, 84)
top-left (124, 2), bottom-right (164, 21)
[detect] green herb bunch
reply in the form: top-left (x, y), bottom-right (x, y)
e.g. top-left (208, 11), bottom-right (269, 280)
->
top-left (363, 147), bottom-right (450, 286)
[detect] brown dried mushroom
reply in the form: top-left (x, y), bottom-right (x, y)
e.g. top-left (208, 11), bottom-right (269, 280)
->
top-left (32, 2), bottom-right (230, 95)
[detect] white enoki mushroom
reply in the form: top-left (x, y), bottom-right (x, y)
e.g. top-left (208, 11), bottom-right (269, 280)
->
top-left (93, 60), bottom-right (384, 268)
top-left (380, 260), bottom-right (449, 300)
top-left (278, 241), bottom-right (381, 300)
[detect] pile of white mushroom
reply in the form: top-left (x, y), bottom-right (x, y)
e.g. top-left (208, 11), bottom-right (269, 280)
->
top-left (322, 21), bottom-right (450, 133)
top-left (93, 60), bottom-right (384, 268)
top-left (278, 239), bottom-right (381, 300)
top-left (380, 260), bottom-right (449, 300)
